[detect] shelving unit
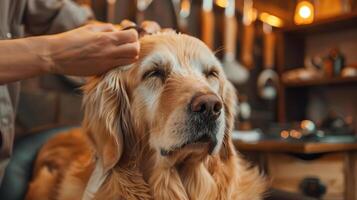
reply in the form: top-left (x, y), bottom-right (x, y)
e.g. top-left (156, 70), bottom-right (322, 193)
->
top-left (276, 12), bottom-right (357, 123)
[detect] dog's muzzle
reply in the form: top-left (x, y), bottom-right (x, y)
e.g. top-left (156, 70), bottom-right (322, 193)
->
top-left (160, 93), bottom-right (223, 156)
top-left (188, 93), bottom-right (222, 152)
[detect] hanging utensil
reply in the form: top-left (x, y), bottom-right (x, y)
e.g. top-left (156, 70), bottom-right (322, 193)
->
top-left (222, 0), bottom-right (249, 84)
top-left (136, 0), bottom-right (154, 24)
top-left (201, 0), bottom-right (214, 49)
top-left (171, 0), bottom-right (191, 33)
top-left (241, 0), bottom-right (256, 69)
top-left (257, 23), bottom-right (279, 100)
top-left (180, 0), bottom-right (191, 33)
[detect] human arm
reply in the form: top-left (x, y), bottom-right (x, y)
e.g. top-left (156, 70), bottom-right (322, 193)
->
top-left (0, 24), bottom-right (139, 84)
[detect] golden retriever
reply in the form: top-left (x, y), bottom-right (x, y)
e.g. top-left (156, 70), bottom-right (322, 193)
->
top-left (25, 32), bottom-right (266, 200)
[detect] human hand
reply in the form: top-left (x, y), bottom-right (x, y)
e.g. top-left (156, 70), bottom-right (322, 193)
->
top-left (44, 23), bottom-right (139, 76)
top-left (118, 20), bottom-right (161, 36)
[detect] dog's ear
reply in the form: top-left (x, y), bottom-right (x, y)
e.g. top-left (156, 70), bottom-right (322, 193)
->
top-left (82, 72), bottom-right (135, 172)
top-left (220, 80), bottom-right (238, 160)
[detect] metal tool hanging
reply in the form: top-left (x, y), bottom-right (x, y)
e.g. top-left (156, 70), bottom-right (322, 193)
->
top-left (257, 23), bottom-right (279, 100)
top-left (222, 0), bottom-right (249, 84)
top-left (136, 0), bottom-right (153, 23)
top-left (171, 0), bottom-right (191, 32)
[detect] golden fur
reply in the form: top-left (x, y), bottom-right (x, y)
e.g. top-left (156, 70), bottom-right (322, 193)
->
top-left (26, 33), bottom-right (266, 200)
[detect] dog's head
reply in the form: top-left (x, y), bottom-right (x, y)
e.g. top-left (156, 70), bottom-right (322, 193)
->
top-left (83, 32), bottom-right (237, 171)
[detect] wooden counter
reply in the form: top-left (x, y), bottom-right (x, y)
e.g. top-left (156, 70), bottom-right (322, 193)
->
top-left (233, 138), bottom-right (357, 199)
top-left (233, 139), bottom-right (357, 154)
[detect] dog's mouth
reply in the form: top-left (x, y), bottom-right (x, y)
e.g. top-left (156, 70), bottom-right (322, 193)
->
top-left (160, 134), bottom-right (216, 156)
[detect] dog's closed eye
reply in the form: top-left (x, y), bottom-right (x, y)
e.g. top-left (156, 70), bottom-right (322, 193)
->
top-left (142, 68), bottom-right (166, 81)
top-left (205, 68), bottom-right (220, 79)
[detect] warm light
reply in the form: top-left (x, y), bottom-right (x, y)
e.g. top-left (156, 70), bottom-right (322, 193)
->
top-left (259, 12), bottom-right (283, 28)
top-left (242, 0), bottom-right (257, 25)
top-left (299, 5), bottom-right (311, 19)
top-left (215, 0), bottom-right (228, 8)
top-left (280, 130), bottom-right (289, 139)
top-left (300, 120), bottom-right (315, 131)
top-left (294, 1), bottom-right (314, 25)
top-left (290, 130), bottom-right (302, 139)
top-left (346, 116), bottom-right (353, 124)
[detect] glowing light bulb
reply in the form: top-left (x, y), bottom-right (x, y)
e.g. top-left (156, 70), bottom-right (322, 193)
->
top-left (299, 5), bottom-right (311, 19)
top-left (294, 1), bottom-right (314, 25)
top-left (280, 130), bottom-right (289, 139)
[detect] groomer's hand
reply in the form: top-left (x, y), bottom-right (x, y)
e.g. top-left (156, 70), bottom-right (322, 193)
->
top-left (44, 23), bottom-right (139, 76)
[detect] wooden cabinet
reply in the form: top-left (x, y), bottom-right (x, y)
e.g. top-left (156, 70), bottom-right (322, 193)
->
top-left (267, 153), bottom-right (345, 200)
top-left (235, 139), bottom-right (357, 199)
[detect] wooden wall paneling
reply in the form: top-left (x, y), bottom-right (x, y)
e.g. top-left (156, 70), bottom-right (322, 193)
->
top-left (283, 33), bottom-right (305, 70)
top-left (114, 0), bottom-right (136, 23)
top-left (353, 0), bottom-right (357, 11)
top-left (278, 32), bottom-right (307, 122)
top-left (134, 0), bottom-right (177, 28)
top-left (345, 152), bottom-right (357, 200)
top-left (285, 87), bottom-right (308, 121)
top-left (305, 28), bottom-right (357, 69)
top-left (276, 31), bottom-right (286, 122)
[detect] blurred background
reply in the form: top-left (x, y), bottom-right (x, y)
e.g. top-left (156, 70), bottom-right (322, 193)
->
top-left (15, 0), bottom-right (357, 199)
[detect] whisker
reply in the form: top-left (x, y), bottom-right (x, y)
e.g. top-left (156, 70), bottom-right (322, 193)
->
top-left (213, 46), bottom-right (225, 55)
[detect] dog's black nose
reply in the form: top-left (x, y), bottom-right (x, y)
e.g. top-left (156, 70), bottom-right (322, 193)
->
top-left (190, 93), bottom-right (222, 119)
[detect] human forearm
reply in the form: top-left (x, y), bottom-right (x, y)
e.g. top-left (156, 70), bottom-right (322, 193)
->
top-left (0, 36), bottom-right (53, 84)
top-left (0, 24), bottom-right (140, 85)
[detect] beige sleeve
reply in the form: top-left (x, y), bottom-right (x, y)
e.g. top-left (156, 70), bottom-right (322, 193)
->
top-left (24, 0), bottom-right (94, 35)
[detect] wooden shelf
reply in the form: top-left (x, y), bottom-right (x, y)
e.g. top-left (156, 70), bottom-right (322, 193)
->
top-left (281, 12), bottom-right (357, 35)
top-left (282, 76), bottom-right (357, 88)
top-left (234, 139), bottom-right (357, 154)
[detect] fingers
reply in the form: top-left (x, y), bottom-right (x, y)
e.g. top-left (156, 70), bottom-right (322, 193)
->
top-left (110, 41), bottom-right (140, 59)
top-left (120, 20), bottom-right (136, 29)
top-left (118, 20), bottom-right (162, 37)
top-left (109, 29), bottom-right (138, 46)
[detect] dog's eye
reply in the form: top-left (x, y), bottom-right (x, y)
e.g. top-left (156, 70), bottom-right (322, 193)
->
top-left (206, 69), bottom-right (219, 78)
top-left (142, 68), bottom-right (166, 80)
